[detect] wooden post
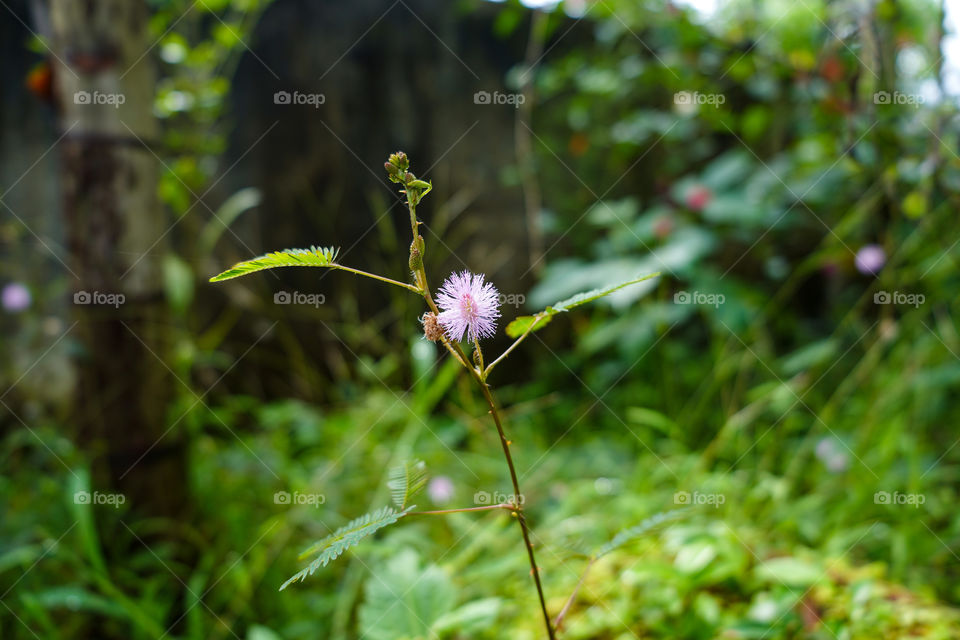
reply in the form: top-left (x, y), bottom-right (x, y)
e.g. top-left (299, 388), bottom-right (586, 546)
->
top-left (43, 0), bottom-right (187, 518)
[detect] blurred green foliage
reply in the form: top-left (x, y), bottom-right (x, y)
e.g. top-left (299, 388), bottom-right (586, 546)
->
top-left (3, 0), bottom-right (960, 638)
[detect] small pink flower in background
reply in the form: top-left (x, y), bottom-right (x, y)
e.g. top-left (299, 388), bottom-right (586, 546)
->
top-left (2, 283), bottom-right (31, 312)
top-left (428, 476), bottom-right (455, 504)
top-left (855, 244), bottom-right (886, 275)
top-left (685, 184), bottom-right (712, 211)
top-left (436, 271), bottom-right (500, 342)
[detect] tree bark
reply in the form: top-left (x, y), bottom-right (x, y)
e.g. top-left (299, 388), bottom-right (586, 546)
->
top-left (43, 0), bottom-right (187, 518)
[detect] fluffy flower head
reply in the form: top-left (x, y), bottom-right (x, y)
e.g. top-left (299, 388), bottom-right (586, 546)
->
top-left (436, 271), bottom-right (500, 342)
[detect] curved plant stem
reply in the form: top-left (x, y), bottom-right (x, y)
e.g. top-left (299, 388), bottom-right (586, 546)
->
top-left (403, 170), bottom-right (554, 639)
top-left (477, 382), bottom-right (556, 640)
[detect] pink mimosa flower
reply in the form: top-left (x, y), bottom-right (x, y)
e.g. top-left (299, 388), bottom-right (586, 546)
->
top-left (436, 271), bottom-right (500, 342)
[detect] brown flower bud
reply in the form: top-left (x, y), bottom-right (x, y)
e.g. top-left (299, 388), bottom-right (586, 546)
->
top-left (422, 312), bottom-right (443, 342)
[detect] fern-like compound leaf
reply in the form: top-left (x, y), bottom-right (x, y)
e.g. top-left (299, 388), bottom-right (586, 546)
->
top-left (505, 272), bottom-right (660, 338)
top-left (595, 509), bottom-right (686, 559)
top-left (279, 506), bottom-right (408, 591)
top-left (209, 246), bottom-right (340, 282)
top-left (387, 460), bottom-right (428, 510)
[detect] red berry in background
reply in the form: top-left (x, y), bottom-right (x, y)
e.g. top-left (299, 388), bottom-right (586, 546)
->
top-left (26, 62), bottom-right (54, 103)
top-left (685, 185), bottom-right (712, 211)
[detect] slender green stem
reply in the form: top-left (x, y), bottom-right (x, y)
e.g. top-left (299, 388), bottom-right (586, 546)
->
top-left (554, 557), bottom-right (595, 631)
top-left (478, 382), bottom-right (555, 640)
top-left (483, 315), bottom-right (546, 379)
top-left (405, 191), bottom-right (475, 372)
top-left (403, 170), bottom-right (553, 639)
top-left (408, 503), bottom-right (515, 516)
top-left (473, 338), bottom-right (485, 371)
top-left (331, 264), bottom-right (422, 293)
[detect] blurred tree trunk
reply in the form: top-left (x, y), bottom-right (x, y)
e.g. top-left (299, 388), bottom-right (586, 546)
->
top-left (39, 0), bottom-right (187, 518)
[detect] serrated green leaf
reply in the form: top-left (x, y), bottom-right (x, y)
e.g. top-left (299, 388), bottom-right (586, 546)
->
top-left (279, 506), bottom-right (408, 591)
top-left (387, 460), bottom-right (428, 510)
top-left (505, 273), bottom-right (659, 339)
top-left (209, 246), bottom-right (339, 282)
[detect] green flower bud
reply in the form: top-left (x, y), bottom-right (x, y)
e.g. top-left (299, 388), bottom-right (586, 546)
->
top-left (388, 151), bottom-right (409, 173)
top-left (409, 245), bottom-right (423, 271)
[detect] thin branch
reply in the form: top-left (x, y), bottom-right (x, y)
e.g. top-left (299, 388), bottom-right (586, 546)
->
top-left (478, 382), bottom-right (556, 640)
top-left (484, 314), bottom-right (546, 378)
top-left (554, 557), bottom-right (596, 631)
top-left (408, 503), bottom-right (516, 516)
top-left (399, 160), bottom-right (554, 639)
top-left (331, 264), bottom-right (422, 293)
